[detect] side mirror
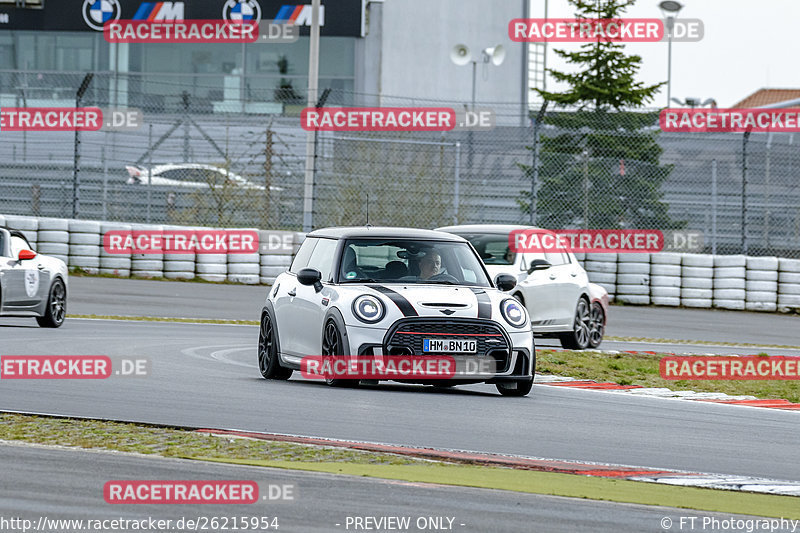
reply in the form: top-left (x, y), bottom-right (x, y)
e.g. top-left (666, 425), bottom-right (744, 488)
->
top-left (494, 274), bottom-right (517, 292)
top-left (527, 259), bottom-right (551, 273)
top-left (297, 268), bottom-right (323, 293)
top-left (18, 249), bottom-right (37, 261)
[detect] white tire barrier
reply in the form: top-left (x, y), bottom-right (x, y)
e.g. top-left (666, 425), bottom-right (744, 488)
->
top-left (67, 219), bottom-right (100, 274)
top-left (164, 271), bottom-right (195, 280)
top-left (585, 261), bottom-right (617, 274)
top-left (196, 263), bottom-right (227, 275)
top-left (682, 288), bottom-right (712, 299)
top-left (69, 232), bottom-right (101, 245)
top-left (650, 275), bottom-right (681, 288)
top-left (715, 266), bottom-right (746, 278)
top-left (683, 298), bottom-right (713, 308)
top-left (573, 252), bottom-right (585, 262)
top-left (37, 218), bottom-right (70, 231)
top-left (779, 258), bottom-right (800, 273)
top-left (714, 278), bottom-right (745, 289)
top-left (616, 294), bottom-right (650, 304)
top-left (227, 262), bottom-right (260, 275)
top-left (746, 301), bottom-right (778, 312)
top-left (651, 253), bottom-right (682, 265)
top-left (651, 264), bottom-right (681, 276)
top-left (36, 218), bottom-right (70, 264)
top-left (617, 274), bottom-right (649, 285)
top-left (746, 280), bottom-right (778, 292)
top-left (682, 278), bottom-right (713, 289)
top-left (99, 223), bottom-right (131, 277)
top-left (163, 260), bottom-right (195, 272)
top-left (714, 299), bottom-right (745, 310)
top-left (714, 255), bottom-right (746, 267)
top-left (131, 225), bottom-right (163, 278)
top-left (651, 296), bottom-right (680, 306)
top-left (38, 230), bottom-right (70, 243)
top-left (778, 272), bottom-right (800, 284)
top-left (746, 270), bottom-right (778, 281)
top-left (617, 285), bottom-right (649, 295)
top-left (37, 242), bottom-right (69, 255)
top-left (160, 225), bottom-right (195, 280)
top-left (586, 271), bottom-right (615, 284)
top-left (198, 274), bottom-right (227, 283)
top-left (651, 286), bottom-right (680, 298)
top-left (714, 289), bottom-right (746, 300)
top-left (745, 256), bottom-right (778, 312)
top-left (777, 284), bottom-right (800, 296)
top-left (228, 273), bottom-right (260, 285)
top-left (747, 256), bottom-right (779, 271)
top-left (617, 262), bottom-right (649, 275)
top-left (682, 266), bottom-right (713, 278)
top-left (682, 254), bottom-right (714, 267)
top-left (617, 253), bottom-right (650, 263)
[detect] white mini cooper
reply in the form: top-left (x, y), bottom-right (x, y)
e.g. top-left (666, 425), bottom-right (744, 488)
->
top-left (258, 227), bottom-right (535, 396)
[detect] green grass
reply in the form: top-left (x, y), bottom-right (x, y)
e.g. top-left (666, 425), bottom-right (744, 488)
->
top-left (70, 314), bottom-right (259, 325)
top-left (538, 349), bottom-right (800, 402)
top-left (606, 335), bottom-right (800, 350)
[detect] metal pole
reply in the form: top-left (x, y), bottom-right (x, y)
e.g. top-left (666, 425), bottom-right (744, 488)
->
top-left (765, 132), bottom-right (772, 247)
top-left (72, 73), bottom-right (94, 219)
top-left (741, 130), bottom-right (750, 254)
top-left (530, 101), bottom-right (548, 225)
top-left (711, 159), bottom-right (717, 255)
top-left (302, 0), bottom-right (321, 232)
top-left (102, 146), bottom-right (108, 221)
top-left (147, 124), bottom-right (153, 223)
top-left (453, 142), bottom-right (461, 224)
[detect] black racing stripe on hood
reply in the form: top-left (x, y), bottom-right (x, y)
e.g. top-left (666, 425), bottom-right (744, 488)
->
top-left (469, 288), bottom-right (492, 319)
top-left (367, 285), bottom-right (418, 317)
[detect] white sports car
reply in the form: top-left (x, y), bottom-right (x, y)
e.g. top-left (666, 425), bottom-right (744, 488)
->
top-left (437, 225), bottom-right (608, 350)
top-left (0, 226), bottom-right (68, 328)
top-left (258, 227), bottom-right (535, 396)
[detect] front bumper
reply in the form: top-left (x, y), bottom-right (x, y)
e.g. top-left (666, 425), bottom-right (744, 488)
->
top-left (344, 318), bottom-right (534, 380)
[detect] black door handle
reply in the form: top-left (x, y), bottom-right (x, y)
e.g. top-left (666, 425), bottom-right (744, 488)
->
top-left (288, 288), bottom-right (297, 297)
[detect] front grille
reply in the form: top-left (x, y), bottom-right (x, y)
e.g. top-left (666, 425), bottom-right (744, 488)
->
top-left (384, 318), bottom-right (511, 369)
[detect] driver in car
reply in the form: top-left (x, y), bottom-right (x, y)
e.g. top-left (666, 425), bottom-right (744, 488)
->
top-left (419, 250), bottom-right (442, 280)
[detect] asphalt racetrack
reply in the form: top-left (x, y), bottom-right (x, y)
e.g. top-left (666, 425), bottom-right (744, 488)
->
top-left (0, 442), bottom-right (724, 533)
top-left (2, 277), bottom-right (800, 532)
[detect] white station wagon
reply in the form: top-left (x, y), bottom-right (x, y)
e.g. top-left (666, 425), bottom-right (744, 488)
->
top-left (258, 227), bottom-right (536, 396)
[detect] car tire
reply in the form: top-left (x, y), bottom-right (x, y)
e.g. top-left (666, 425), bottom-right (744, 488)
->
top-left (496, 377), bottom-right (533, 397)
top-left (559, 298), bottom-right (591, 350)
top-left (257, 312), bottom-right (292, 380)
top-left (587, 302), bottom-right (605, 348)
top-left (321, 319), bottom-right (358, 388)
top-left (36, 279), bottom-right (67, 328)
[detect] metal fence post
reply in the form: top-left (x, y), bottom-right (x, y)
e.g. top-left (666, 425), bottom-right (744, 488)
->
top-left (102, 146), bottom-right (108, 221)
top-left (453, 142), bottom-right (461, 224)
top-left (147, 123), bottom-right (153, 224)
top-left (711, 158), bottom-right (717, 255)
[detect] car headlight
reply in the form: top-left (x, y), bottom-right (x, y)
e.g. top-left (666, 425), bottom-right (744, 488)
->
top-left (500, 298), bottom-right (527, 328)
top-left (352, 294), bottom-right (386, 323)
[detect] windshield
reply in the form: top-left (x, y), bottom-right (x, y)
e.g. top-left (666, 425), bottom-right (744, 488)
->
top-left (456, 233), bottom-right (517, 266)
top-left (338, 239), bottom-right (491, 287)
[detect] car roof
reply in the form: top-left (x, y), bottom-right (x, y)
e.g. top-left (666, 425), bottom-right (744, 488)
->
top-left (308, 226), bottom-right (468, 242)
top-left (437, 224), bottom-right (548, 235)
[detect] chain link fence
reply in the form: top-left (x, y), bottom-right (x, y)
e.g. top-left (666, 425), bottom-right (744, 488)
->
top-left (1, 70), bottom-right (799, 257)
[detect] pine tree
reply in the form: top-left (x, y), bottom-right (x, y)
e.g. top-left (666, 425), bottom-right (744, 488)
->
top-left (519, 0), bottom-right (684, 230)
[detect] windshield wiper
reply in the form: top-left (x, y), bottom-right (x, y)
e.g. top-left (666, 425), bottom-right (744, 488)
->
top-left (422, 280), bottom-right (460, 285)
top-left (345, 278), bottom-right (380, 283)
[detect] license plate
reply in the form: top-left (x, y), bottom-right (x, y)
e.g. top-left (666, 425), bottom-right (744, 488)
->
top-left (423, 338), bottom-right (477, 353)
